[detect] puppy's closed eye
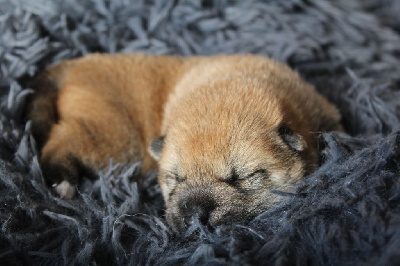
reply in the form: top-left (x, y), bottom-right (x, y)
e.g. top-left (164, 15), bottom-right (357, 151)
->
top-left (247, 169), bottom-right (268, 178)
top-left (226, 169), bottom-right (268, 186)
top-left (165, 172), bottom-right (185, 197)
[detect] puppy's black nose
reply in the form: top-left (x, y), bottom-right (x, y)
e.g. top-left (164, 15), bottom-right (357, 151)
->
top-left (177, 194), bottom-right (216, 231)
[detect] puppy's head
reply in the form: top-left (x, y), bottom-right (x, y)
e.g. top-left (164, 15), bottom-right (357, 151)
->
top-left (150, 78), bottom-right (318, 232)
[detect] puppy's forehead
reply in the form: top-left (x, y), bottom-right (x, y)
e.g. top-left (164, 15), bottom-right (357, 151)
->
top-left (163, 93), bottom-right (284, 178)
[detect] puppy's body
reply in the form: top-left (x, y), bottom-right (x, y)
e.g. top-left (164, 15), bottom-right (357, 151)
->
top-left (25, 54), bottom-right (342, 231)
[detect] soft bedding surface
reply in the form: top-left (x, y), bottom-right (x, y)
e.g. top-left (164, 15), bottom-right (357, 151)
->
top-left (1, 0), bottom-right (400, 265)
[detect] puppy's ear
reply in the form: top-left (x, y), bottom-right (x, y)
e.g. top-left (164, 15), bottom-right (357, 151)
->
top-left (278, 125), bottom-right (306, 152)
top-left (149, 136), bottom-right (165, 161)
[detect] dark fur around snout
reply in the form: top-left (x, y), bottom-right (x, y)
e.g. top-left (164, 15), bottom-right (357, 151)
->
top-left (166, 181), bottom-right (256, 233)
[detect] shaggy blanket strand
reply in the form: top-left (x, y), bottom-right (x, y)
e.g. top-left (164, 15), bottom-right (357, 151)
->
top-left (1, 0), bottom-right (400, 265)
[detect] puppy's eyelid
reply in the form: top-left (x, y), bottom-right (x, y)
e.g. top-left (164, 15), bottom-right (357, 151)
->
top-left (226, 168), bottom-right (241, 186)
top-left (176, 175), bottom-right (185, 183)
top-left (226, 168), bottom-right (268, 186)
top-left (247, 169), bottom-right (268, 178)
top-left (167, 172), bottom-right (185, 183)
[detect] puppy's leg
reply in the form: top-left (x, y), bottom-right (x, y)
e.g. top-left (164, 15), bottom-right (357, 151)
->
top-left (24, 64), bottom-right (81, 198)
top-left (25, 54), bottom-right (171, 198)
top-left (40, 120), bottom-right (96, 199)
top-left (25, 61), bottom-right (137, 198)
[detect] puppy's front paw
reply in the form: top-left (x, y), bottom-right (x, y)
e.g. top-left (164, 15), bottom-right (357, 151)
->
top-left (52, 181), bottom-right (76, 199)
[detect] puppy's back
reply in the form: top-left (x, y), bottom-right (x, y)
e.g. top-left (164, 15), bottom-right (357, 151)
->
top-left (24, 54), bottom-right (187, 196)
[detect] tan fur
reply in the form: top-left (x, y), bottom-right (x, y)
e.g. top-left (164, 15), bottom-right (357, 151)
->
top-left (25, 53), bottom-right (343, 231)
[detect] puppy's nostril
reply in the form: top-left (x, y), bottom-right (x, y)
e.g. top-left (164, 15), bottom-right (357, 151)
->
top-left (179, 198), bottom-right (216, 228)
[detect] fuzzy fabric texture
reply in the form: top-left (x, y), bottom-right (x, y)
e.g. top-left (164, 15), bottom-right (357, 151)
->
top-left (1, 0), bottom-right (400, 265)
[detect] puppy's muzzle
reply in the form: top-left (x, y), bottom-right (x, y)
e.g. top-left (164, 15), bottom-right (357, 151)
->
top-left (166, 186), bottom-right (218, 233)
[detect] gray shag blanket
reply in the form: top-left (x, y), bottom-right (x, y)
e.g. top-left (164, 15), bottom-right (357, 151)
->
top-left (1, 0), bottom-right (400, 265)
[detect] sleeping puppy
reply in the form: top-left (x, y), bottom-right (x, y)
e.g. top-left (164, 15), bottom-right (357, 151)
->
top-left (25, 54), bottom-right (343, 232)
